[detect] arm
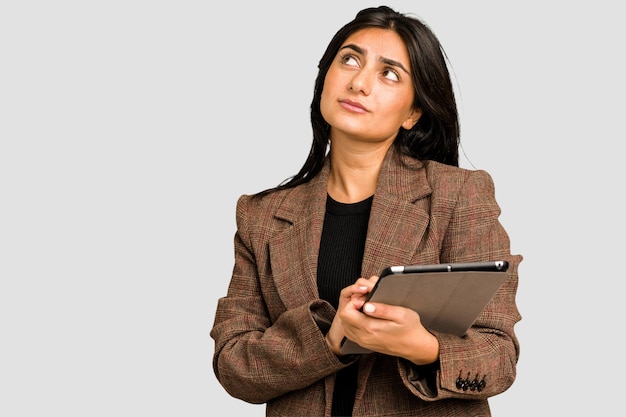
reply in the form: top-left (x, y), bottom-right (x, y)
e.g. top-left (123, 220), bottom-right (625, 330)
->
top-left (210, 195), bottom-right (349, 403)
top-left (401, 168), bottom-right (522, 400)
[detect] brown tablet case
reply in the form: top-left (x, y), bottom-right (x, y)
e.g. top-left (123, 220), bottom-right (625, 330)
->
top-left (339, 270), bottom-right (508, 354)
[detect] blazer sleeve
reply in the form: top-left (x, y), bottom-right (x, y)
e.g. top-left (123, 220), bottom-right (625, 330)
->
top-left (399, 168), bottom-right (522, 401)
top-left (210, 194), bottom-right (350, 404)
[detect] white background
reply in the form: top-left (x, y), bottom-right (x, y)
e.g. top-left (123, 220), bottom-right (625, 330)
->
top-left (2, 1), bottom-right (624, 415)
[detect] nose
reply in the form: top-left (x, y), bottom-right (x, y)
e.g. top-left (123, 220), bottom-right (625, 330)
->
top-left (349, 69), bottom-right (372, 95)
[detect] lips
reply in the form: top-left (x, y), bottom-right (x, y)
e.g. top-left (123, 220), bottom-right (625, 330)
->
top-left (339, 99), bottom-right (368, 113)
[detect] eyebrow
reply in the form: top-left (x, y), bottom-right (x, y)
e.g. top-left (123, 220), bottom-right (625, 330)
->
top-left (340, 44), bottom-right (410, 75)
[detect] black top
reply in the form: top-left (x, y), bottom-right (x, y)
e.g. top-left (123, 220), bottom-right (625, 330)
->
top-left (317, 194), bottom-right (373, 417)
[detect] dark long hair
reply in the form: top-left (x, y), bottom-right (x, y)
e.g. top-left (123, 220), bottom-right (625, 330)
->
top-left (262, 5), bottom-right (459, 195)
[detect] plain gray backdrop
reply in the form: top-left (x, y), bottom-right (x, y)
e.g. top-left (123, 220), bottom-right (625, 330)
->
top-left (2, 1), bottom-right (624, 415)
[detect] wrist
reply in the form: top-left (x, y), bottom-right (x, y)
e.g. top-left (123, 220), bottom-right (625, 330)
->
top-left (325, 333), bottom-right (343, 356)
top-left (407, 332), bottom-right (440, 365)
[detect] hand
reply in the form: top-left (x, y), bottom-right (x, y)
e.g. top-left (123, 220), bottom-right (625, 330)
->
top-left (325, 276), bottom-right (377, 355)
top-left (335, 279), bottom-right (440, 365)
top-left (355, 301), bottom-right (440, 364)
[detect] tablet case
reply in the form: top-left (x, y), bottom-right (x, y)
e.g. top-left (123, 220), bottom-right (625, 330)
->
top-left (339, 269), bottom-right (509, 354)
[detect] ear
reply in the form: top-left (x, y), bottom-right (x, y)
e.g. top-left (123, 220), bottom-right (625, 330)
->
top-left (402, 108), bottom-right (422, 130)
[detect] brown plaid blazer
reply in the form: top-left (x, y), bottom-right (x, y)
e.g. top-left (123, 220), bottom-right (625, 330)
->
top-left (211, 149), bottom-right (522, 417)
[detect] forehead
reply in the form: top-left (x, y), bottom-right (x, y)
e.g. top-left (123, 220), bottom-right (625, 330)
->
top-left (341, 28), bottom-right (410, 65)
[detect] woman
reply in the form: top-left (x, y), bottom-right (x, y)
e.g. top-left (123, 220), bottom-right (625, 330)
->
top-left (211, 5), bottom-right (522, 416)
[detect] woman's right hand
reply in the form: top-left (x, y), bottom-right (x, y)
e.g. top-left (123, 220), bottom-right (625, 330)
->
top-left (325, 276), bottom-right (378, 355)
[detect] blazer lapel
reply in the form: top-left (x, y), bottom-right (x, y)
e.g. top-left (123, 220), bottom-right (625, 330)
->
top-left (266, 150), bottom-right (432, 310)
top-left (268, 162), bottom-right (331, 310)
top-left (361, 151), bottom-right (432, 278)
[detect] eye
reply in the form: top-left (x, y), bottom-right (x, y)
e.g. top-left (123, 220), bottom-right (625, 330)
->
top-left (382, 68), bottom-right (400, 82)
top-left (340, 53), bottom-right (359, 68)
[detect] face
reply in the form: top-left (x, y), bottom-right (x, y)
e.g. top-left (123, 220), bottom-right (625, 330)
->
top-left (320, 27), bottom-right (421, 145)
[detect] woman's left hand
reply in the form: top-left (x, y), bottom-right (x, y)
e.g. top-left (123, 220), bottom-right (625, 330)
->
top-left (339, 292), bottom-right (440, 365)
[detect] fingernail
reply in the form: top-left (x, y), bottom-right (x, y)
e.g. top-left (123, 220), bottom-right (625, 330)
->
top-left (363, 303), bottom-right (375, 313)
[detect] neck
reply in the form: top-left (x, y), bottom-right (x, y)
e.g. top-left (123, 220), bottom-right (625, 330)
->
top-left (327, 143), bottom-right (390, 203)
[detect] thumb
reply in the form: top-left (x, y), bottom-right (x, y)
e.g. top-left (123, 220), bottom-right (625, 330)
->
top-left (362, 302), bottom-right (395, 320)
top-left (362, 302), bottom-right (377, 315)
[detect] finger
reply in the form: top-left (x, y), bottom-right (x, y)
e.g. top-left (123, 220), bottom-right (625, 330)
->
top-left (367, 275), bottom-right (380, 285)
top-left (354, 276), bottom-right (377, 290)
top-left (362, 302), bottom-right (377, 314)
top-left (362, 302), bottom-right (420, 324)
top-left (349, 276), bottom-right (380, 307)
top-left (340, 277), bottom-right (376, 299)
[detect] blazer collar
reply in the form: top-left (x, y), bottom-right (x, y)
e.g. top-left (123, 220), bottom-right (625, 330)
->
top-left (270, 148), bottom-right (432, 309)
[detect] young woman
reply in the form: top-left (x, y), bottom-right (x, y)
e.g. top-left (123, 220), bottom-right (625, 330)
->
top-left (211, 6), bottom-right (522, 416)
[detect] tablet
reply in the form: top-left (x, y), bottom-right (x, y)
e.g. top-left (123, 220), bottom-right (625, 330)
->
top-left (339, 260), bottom-right (509, 354)
top-left (379, 260), bottom-right (508, 277)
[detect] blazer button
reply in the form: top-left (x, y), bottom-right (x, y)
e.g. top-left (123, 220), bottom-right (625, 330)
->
top-left (469, 375), bottom-right (479, 391)
top-left (478, 376), bottom-right (486, 392)
top-left (456, 371), bottom-right (468, 390)
top-left (458, 371), bottom-right (471, 391)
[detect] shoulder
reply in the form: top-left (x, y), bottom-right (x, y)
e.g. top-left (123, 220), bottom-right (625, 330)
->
top-left (235, 174), bottom-right (326, 225)
top-left (237, 157), bottom-right (330, 216)
top-left (232, 189), bottom-right (293, 249)
top-left (235, 188), bottom-right (293, 226)
top-left (421, 160), bottom-right (496, 196)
